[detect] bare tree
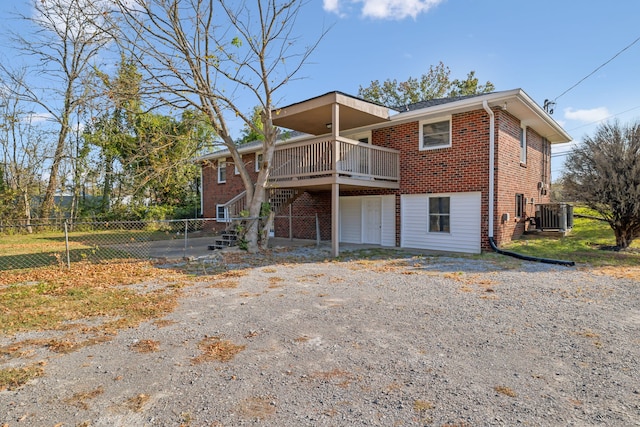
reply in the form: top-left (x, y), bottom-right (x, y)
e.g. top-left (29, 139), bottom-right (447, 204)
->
top-left (0, 72), bottom-right (53, 229)
top-left (562, 120), bottom-right (640, 249)
top-left (106, 0), bottom-right (326, 252)
top-left (1, 0), bottom-right (113, 219)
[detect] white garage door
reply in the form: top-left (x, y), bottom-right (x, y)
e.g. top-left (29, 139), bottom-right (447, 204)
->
top-left (401, 192), bottom-right (481, 253)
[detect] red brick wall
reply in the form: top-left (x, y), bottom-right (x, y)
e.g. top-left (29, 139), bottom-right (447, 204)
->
top-left (201, 153), bottom-right (260, 232)
top-left (494, 110), bottom-right (551, 245)
top-left (200, 107), bottom-right (553, 250)
top-left (274, 192), bottom-right (332, 240)
top-left (354, 110), bottom-right (492, 249)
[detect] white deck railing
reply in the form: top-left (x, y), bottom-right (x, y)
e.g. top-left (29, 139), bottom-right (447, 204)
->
top-left (270, 136), bottom-right (399, 183)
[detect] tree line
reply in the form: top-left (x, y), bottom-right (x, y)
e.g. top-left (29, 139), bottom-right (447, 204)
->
top-left (2, 0), bottom-right (634, 250)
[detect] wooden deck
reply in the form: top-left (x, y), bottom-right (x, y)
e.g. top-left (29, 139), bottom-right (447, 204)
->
top-left (267, 135), bottom-right (400, 190)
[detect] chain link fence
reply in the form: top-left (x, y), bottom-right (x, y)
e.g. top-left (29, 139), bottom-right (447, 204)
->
top-left (0, 219), bottom-right (222, 271)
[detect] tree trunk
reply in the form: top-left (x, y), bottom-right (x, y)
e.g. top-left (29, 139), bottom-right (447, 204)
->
top-left (40, 99), bottom-right (71, 220)
top-left (614, 226), bottom-right (633, 249)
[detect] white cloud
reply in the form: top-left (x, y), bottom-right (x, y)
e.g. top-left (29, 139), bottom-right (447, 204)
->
top-left (563, 107), bottom-right (611, 123)
top-left (324, 0), bottom-right (444, 20)
top-left (26, 113), bottom-right (54, 124)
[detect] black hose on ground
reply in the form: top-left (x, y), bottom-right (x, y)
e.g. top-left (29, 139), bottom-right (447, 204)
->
top-left (488, 237), bottom-right (575, 267)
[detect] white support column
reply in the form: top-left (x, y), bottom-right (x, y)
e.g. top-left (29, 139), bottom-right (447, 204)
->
top-left (331, 102), bottom-right (340, 257)
top-left (332, 182), bottom-right (339, 257)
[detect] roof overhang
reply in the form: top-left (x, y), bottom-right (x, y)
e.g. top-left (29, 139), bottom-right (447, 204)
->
top-left (390, 89), bottom-right (572, 144)
top-left (272, 91), bottom-right (393, 135)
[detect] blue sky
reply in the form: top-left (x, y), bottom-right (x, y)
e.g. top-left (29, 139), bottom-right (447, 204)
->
top-left (2, 0), bottom-right (640, 181)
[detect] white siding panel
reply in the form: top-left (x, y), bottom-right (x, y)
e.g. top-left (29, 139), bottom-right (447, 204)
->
top-left (340, 197), bottom-right (362, 243)
top-left (381, 195), bottom-right (396, 247)
top-left (401, 192), bottom-right (481, 254)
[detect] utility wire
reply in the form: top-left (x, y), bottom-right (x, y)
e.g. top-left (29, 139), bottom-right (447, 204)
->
top-left (554, 35), bottom-right (640, 102)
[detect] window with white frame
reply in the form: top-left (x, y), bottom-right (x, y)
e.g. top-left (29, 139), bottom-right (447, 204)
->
top-left (429, 196), bottom-right (450, 232)
top-left (420, 118), bottom-right (451, 150)
top-left (349, 130), bottom-right (371, 144)
top-left (216, 204), bottom-right (229, 222)
top-left (234, 155), bottom-right (242, 175)
top-left (217, 160), bottom-right (226, 183)
top-left (255, 152), bottom-right (263, 172)
top-left (520, 126), bottom-right (527, 164)
top-left (515, 193), bottom-right (525, 218)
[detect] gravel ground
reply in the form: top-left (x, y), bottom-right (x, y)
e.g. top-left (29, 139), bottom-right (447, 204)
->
top-left (1, 245), bottom-right (639, 427)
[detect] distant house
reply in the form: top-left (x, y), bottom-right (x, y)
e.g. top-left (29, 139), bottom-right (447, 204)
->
top-left (196, 89), bottom-right (571, 255)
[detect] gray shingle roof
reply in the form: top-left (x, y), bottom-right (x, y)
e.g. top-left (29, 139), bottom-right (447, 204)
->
top-left (393, 92), bottom-right (494, 112)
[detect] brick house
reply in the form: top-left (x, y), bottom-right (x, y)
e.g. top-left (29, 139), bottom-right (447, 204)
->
top-left (197, 89), bottom-right (571, 256)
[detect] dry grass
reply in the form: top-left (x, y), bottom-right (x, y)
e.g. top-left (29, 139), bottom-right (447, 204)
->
top-left (125, 393), bottom-right (150, 412)
top-left (237, 396), bottom-right (276, 419)
top-left (207, 279), bottom-right (239, 289)
top-left (0, 362), bottom-right (45, 391)
top-left (64, 386), bottom-right (104, 410)
top-left (307, 368), bottom-right (356, 388)
top-left (413, 399), bottom-right (434, 412)
top-left (591, 266), bottom-right (640, 281)
top-left (0, 261), bottom-right (188, 336)
top-left (191, 336), bottom-right (246, 364)
top-left (131, 340), bottom-right (160, 353)
top-left (494, 385), bottom-right (517, 397)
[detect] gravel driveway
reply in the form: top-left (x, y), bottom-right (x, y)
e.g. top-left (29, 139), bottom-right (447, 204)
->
top-left (1, 246), bottom-right (639, 426)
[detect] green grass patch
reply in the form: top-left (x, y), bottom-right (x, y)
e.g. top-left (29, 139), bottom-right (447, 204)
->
top-left (504, 207), bottom-right (640, 266)
top-left (0, 363), bottom-right (45, 391)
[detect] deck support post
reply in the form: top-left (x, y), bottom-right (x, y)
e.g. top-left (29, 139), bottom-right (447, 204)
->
top-left (332, 182), bottom-right (339, 257)
top-left (331, 102), bottom-right (341, 258)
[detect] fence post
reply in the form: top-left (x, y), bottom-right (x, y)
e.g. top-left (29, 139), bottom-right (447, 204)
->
top-left (184, 219), bottom-right (189, 259)
top-left (64, 221), bottom-right (71, 269)
top-left (315, 213), bottom-right (320, 247)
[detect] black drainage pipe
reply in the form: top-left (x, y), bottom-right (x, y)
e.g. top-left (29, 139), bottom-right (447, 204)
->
top-left (489, 237), bottom-right (575, 267)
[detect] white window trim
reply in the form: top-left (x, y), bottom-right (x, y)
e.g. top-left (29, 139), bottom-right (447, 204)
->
top-left (255, 152), bottom-right (263, 172)
top-left (216, 204), bottom-right (229, 222)
top-left (428, 195), bottom-right (451, 234)
top-left (419, 116), bottom-right (452, 151)
top-left (234, 155), bottom-right (242, 175)
top-left (520, 126), bottom-right (527, 164)
top-left (217, 159), bottom-right (226, 183)
top-left (347, 130), bottom-right (371, 144)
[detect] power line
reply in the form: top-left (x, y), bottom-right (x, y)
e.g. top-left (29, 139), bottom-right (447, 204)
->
top-left (554, 35), bottom-right (640, 102)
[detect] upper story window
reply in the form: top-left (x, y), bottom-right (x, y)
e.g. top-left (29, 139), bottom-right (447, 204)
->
top-left (217, 159), bottom-right (226, 183)
top-left (234, 155), bottom-right (242, 175)
top-left (520, 126), bottom-right (527, 164)
top-left (429, 196), bottom-right (450, 233)
top-left (348, 130), bottom-right (371, 144)
top-left (420, 118), bottom-right (451, 150)
top-left (255, 152), bottom-right (263, 172)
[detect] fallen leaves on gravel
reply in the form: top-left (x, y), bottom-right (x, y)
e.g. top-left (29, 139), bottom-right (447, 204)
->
top-left (192, 336), bottom-right (246, 363)
top-left (64, 386), bottom-right (104, 410)
top-left (0, 362), bottom-right (45, 391)
top-left (591, 266), bottom-right (640, 281)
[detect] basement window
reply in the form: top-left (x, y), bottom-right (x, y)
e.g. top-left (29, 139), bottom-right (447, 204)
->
top-left (429, 196), bottom-right (450, 232)
top-left (216, 205), bottom-right (229, 222)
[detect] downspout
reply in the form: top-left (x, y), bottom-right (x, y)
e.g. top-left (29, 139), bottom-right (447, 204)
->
top-left (482, 101), bottom-right (574, 267)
